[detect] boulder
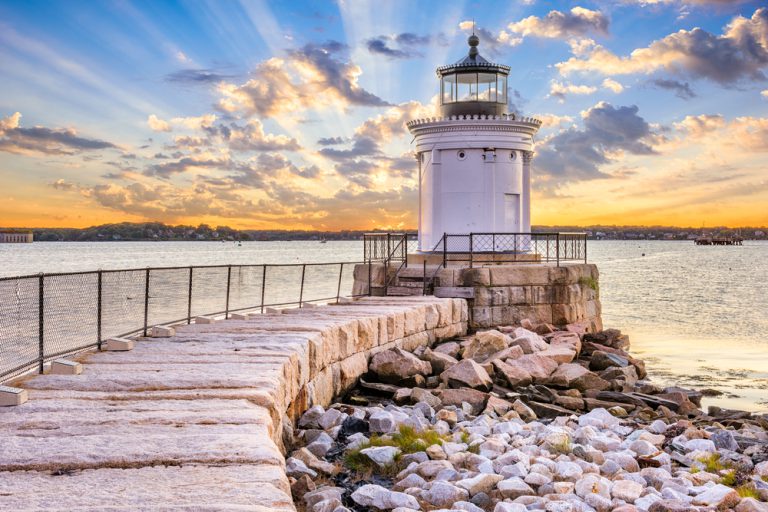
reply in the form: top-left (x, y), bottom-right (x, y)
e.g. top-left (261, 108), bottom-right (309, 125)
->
top-left (527, 401), bottom-right (575, 419)
top-left (479, 345), bottom-right (525, 364)
top-left (441, 359), bottom-right (493, 392)
top-left (549, 363), bottom-right (611, 392)
top-left (422, 348), bottom-right (458, 373)
top-left (537, 347), bottom-right (577, 364)
top-left (438, 388), bottom-right (488, 415)
top-left (424, 481), bottom-right (469, 507)
top-left (462, 330), bottom-right (510, 361)
top-left (509, 327), bottom-right (548, 354)
top-left (350, 484), bottom-right (420, 510)
top-left (360, 446), bottom-right (401, 467)
top-left (612, 479), bottom-right (644, 503)
top-left (370, 348), bottom-right (432, 384)
top-left (411, 387), bottom-right (441, 408)
top-left (692, 484), bottom-right (740, 509)
top-left (589, 350), bottom-right (629, 371)
top-left (497, 477), bottom-right (535, 499)
top-left (550, 332), bottom-right (582, 355)
top-left (507, 354), bottom-right (558, 383)
top-left (433, 341), bottom-right (461, 358)
top-left (493, 359), bottom-right (532, 388)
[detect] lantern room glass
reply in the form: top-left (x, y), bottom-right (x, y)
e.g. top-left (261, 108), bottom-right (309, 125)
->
top-left (440, 72), bottom-right (508, 105)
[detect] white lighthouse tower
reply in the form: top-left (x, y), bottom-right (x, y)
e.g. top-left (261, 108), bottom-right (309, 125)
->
top-left (407, 34), bottom-right (541, 252)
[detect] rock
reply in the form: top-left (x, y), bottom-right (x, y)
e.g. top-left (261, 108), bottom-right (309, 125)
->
top-left (692, 483), bottom-right (740, 508)
top-left (393, 388), bottom-right (412, 405)
top-left (359, 378), bottom-right (402, 396)
top-left (411, 387), bottom-right (441, 408)
top-left (589, 350), bottom-right (629, 371)
top-left (434, 341), bottom-right (461, 358)
top-left (507, 354), bottom-right (559, 383)
top-left (479, 345), bottom-right (525, 364)
top-left (485, 395), bottom-right (514, 416)
top-left (494, 503), bottom-right (528, 512)
top-left (493, 359), bottom-right (532, 388)
top-left (555, 395), bottom-right (584, 410)
top-left (394, 473), bottom-right (428, 492)
top-left (339, 416), bottom-right (368, 439)
top-left (527, 401), bottom-right (574, 419)
top-left (293, 448), bottom-right (338, 475)
top-left (426, 444), bottom-right (446, 460)
top-left (438, 388), bottom-right (488, 415)
top-left (286, 457), bottom-right (318, 478)
top-left (435, 409), bottom-right (457, 425)
top-left (291, 474), bottom-right (316, 501)
top-left (441, 359), bottom-right (493, 392)
top-left (307, 432), bottom-right (334, 458)
top-left (612, 480), bottom-right (644, 503)
top-left (304, 487), bottom-right (344, 510)
top-left (509, 328), bottom-right (548, 354)
top-left (456, 473), bottom-right (504, 496)
top-left (711, 429), bottom-right (740, 452)
top-left (498, 477), bottom-right (535, 499)
top-left (299, 405), bottom-right (325, 429)
top-left (318, 408), bottom-right (345, 430)
top-left (350, 484), bottom-right (420, 510)
top-left (511, 399), bottom-right (537, 421)
top-left (424, 481), bottom-right (469, 507)
top-left (736, 498), bottom-right (768, 512)
top-left (454, 502), bottom-right (485, 512)
top-left (369, 410), bottom-right (397, 433)
top-left (370, 348), bottom-right (432, 384)
top-left (584, 493), bottom-right (612, 512)
top-left (416, 460), bottom-right (455, 479)
top-left (549, 363), bottom-right (611, 392)
top-left (574, 474), bottom-right (611, 499)
top-left (537, 347), bottom-right (577, 364)
top-left (463, 330), bottom-right (510, 361)
top-left (361, 446), bottom-right (401, 467)
top-left (422, 348), bottom-right (458, 373)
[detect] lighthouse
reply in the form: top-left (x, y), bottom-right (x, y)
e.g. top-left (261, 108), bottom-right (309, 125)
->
top-left (407, 34), bottom-right (541, 252)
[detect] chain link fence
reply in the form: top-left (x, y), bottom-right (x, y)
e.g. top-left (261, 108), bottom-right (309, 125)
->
top-left (0, 262), bottom-right (362, 382)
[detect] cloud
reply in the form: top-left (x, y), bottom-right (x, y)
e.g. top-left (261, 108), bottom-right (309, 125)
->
top-left (145, 157), bottom-right (223, 178)
top-left (147, 114), bottom-right (171, 132)
top-left (222, 120), bottom-right (300, 152)
top-left (673, 114), bottom-right (726, 137)
top-left (505, 7), bottom-right (609, 40)
top-left (217, 41), bottom-right (390, 118)
top-left (319, 137), bottom-right (379, 161)
top-left (557, 8), bottom-right (768, 85)
top-left (650, 78), bottom-right (697, 99)
top-left (165, 68), bottom-right (233, 84)
top-left (0, 112), bottom-right (116, 156)
top-left (761, 89), bottom-right (768, 98)
top-left (537, 113), bottom-right (575, 128)
top-left (535, 102), bottom-right (656, 183)
top-left (317, 136), bottom-right (346, 145)
top-left (49, 179), bottom-right (76, 190)
top-left (549, 81), bottom-right (597, 100)
top-left (458, 22), bottom-right (520, 54)
top-left (602, 78), bottom-right (624, 93)
top-left (365, 33), bottom-right (440, 59)
top-left (147, 114), bottom-right (217, 132)
top-left (673, 114), bottom-right (768, 152)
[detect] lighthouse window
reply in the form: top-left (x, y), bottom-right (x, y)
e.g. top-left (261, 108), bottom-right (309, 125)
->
top-left (457, 73), bottom-right (477, 101)
top-left (497, 75), bottom-right (507, 104)
top-left (478, 73), bottom-right (496, 102)
top-left (441, 74), bottom-right (456, 104)
top-left (457, 150), bottom-right (466, 160)
top-left (510, 151), bottom-right (516, 160)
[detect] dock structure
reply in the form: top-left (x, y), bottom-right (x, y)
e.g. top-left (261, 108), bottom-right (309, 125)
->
top-left (0, 297), bottom-right (466, 511)
top-left (694, 236), bottom-right (743, 246)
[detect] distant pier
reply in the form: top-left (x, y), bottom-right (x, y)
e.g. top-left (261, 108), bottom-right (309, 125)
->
top-left (694, 236), bottom-right (743, 246)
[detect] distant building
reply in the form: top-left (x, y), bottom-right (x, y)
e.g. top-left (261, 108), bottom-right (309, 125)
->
top-left (0, 230), bottom-right (33, 243)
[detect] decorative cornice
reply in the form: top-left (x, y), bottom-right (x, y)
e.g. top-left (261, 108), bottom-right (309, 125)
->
top-left (407, 114), bottom-right (542, 137)
top-left (407, 114), bottom-right (541, 127)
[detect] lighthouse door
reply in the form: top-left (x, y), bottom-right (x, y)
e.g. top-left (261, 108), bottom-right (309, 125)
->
top-left (504, 193), bottom-right (520, 232)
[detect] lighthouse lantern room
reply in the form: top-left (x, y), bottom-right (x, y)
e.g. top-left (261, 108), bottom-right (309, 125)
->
top-left (407, 34), bottom-right (542, 252)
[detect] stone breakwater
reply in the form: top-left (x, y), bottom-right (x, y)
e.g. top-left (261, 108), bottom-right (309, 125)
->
top-left (288, 321), bottom-right (768, 512)
top-left (0, 297), bottom-right (467, 511)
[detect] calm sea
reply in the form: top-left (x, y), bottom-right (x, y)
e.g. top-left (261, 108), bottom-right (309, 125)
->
top-left (1, 240), bottom-right (766, 412)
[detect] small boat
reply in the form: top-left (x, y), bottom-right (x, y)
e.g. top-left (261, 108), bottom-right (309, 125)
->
top-left (320, 238), bottom-right (327, 244)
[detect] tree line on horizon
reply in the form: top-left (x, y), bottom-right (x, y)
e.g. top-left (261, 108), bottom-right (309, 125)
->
top-left (3, 222), bottom-right (766, 242)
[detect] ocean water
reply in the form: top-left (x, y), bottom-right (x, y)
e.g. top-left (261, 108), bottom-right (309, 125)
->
top-left (0, 239), bottom-right (766, 412)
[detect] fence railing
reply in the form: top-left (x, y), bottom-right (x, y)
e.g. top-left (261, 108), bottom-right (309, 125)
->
top-left (439, 232), bottom-right (588, 267)
top-left (0, 261), bottom-right (363, 382)
top-left (363, 233), bottom-right (418, 264)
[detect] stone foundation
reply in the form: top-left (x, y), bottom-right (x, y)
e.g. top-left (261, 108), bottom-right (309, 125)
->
top-left (353, 262), bottom-right (602, 332)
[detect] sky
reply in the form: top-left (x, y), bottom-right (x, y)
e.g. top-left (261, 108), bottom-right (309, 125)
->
top-left (0, 0), bottom-right (767, 230)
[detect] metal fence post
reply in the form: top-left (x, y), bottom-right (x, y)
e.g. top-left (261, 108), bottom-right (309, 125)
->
top-left (556, 234), bottom-right (561, 267)
top-left (336, 263), bottom-right (344, 303)
top-left (38, 274), bottom-right (44, 374)
top-left (225, 265), bottom-right (232, 319)
top-left (584, 234), bottom-right (588, 263)
top-left (422, 260), bottom-right (427, 296)
top-left (442, 234), bottom-right (447, 268)
top-left (187, 267), bottom-right (193, 324)
top-left (469, 233), bottom-right (473, 268)
top-left (298, 264), bottom-right (306, 307)
top-left (143, 268), bottom-right (150, 336)
top-left (260, 265), bottom-right (267, 313)
top-left (367, 261), bottom-right (372, 296)
top-left (97, 270), bottom-right (103, 350)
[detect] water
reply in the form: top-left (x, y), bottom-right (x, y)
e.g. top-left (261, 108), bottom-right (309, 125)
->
top-left (1, 240), bottom-right (766, 412)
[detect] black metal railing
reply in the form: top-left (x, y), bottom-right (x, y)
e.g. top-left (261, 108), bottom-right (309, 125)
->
top-left (362, 233), bottom-right (418, 264)
top-left (439, 232), bottom-right (587, 267)
top-left (0, 261), bottom-right (363, 382)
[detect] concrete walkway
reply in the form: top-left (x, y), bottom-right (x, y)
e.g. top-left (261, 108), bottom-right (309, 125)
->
top-left (0, 296), bottom-right (467, 511)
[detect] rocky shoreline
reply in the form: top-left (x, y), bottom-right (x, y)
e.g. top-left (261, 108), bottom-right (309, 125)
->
top-left (286, 321), bottom-right (768, 512)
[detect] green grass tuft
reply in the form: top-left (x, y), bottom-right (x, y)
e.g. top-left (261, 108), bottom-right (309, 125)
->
top-left (736, 484), bottom-right (759, 499)
top-left (343, 425), bottom-right (448, 474)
